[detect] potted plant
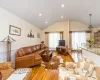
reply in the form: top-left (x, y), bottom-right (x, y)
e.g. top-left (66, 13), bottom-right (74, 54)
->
top-left (87, 39), bottom-right (95, 48)
top-left (41, 41), bottom-right (44, 44)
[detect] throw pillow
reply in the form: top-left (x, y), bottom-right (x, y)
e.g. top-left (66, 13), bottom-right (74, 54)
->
top-left (85, 63), bottom-right (94, 77)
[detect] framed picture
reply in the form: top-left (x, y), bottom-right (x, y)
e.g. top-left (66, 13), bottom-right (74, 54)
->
top-left (37, 33), bottom-right (40, 38)
top-left (27, 30), bottom-right (34, 38)
top-left (9, 25), bottom-right (21, 36)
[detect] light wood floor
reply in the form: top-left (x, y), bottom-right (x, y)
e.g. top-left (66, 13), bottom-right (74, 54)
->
top-left (32, 51), bottom-right (74, 80)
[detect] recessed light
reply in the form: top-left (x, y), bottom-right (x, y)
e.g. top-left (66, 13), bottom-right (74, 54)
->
top-left (39, 13), bottom-right (42, 16)
top-left (61, 16), bottom-right (63, 19)
top-left (61, 4), bottom-right (64, 8)
top-left (45, 21), bottom-right (48, 24)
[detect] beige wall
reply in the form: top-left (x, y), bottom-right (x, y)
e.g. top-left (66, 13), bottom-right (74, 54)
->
top-left (91, 27), bottom-right (100, 38)
top-left (41, 21), bottom-right (69, 46)
top-left (0, 7), bottom-right (41, 62)
top-left (41, 21), bottom-right (90, 47)
top-left (69, 21), bottom-right (88, 31)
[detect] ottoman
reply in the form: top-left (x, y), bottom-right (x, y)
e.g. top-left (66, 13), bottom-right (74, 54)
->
top-left (7, 68), bottom-right (32, 80)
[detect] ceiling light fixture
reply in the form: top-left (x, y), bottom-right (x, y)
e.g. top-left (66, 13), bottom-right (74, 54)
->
top-left (61, 16), bottom-right (63, 19)
top-left (39, 13), bottom-right (42, 16)
top-left (61, 4), bottom-right (64, 8)
top-left (45, 21), bottom-right (48, 24)
top-left (88, 14), bottom-right (93, 32)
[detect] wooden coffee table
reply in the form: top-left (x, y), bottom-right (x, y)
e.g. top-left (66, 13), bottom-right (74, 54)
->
top-left (41, 50), bottom-right (52, 62)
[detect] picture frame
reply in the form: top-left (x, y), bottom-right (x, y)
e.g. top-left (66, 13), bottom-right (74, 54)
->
top-left (9, 25), bottom-right (21, 36)
top-left (37, 33), bottom-right (40, 38)
top-left (27, 30), bottom-right (34, 38)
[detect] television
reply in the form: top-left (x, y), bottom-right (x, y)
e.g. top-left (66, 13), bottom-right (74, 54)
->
top-left (59, 40), bottom-right (65, 46)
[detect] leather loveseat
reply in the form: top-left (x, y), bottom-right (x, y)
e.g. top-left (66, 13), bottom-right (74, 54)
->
top-left (15, 44), bottom-right (46, 69)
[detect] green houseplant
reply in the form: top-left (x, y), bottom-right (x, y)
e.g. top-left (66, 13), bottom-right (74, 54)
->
top-left (87, 39), bottom-right (95, 48)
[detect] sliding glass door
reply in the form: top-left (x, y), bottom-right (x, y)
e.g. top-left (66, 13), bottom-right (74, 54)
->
top-left (72, 32), bottom-right (86, 50)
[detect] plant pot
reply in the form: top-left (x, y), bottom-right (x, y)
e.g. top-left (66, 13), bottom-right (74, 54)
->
top-left (89, 44), bottom-right (92, 48)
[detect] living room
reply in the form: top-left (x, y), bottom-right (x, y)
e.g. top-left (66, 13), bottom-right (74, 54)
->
top-left (0, 0), bottom-right (100, 80)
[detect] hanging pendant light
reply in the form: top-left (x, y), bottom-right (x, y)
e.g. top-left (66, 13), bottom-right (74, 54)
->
top-left (88, 14), bottom-right (93, 31)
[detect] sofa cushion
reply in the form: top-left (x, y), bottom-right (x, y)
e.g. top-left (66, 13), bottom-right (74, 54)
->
top-left (33, 50), bottom-right (44, 55)
top-left (74, 61), bottom-right (95, 77)
top-left (34, 55), bottom-right (42, 61)
top-left (30, 46), bottom-right (37, 53)
top-left (22, 47), bottom-right (32, 55)
top-left (36, 45), bottom-right (41, 50)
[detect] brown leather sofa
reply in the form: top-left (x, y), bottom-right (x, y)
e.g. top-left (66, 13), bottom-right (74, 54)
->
top-left (15, 44), bottom-right (46, 69)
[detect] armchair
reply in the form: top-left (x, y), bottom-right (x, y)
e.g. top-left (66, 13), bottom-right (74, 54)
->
top-left (0, 62), bottom-right (15, 80)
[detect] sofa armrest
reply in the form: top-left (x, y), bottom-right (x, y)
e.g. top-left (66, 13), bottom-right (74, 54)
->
top-left (15, 54), bottom-right (35, 69)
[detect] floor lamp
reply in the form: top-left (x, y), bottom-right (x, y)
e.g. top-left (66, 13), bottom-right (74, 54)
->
top-left (1, 35), bottom-right (15, 61)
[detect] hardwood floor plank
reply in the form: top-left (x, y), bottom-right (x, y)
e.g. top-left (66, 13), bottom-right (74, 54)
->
top-left (32, 51), bottom-right (74, 80)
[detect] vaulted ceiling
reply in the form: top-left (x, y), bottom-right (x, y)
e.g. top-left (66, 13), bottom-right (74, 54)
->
top-left (0, 0), bottom-right (100, 29)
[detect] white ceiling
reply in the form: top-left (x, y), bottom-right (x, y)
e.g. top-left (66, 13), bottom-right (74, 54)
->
top-left (0, 0), bottom-right (100, 29)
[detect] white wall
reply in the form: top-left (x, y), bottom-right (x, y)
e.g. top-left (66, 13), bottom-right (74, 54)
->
top-left (41, 21), bottom-right (69, 46)
top-left (0, 7), bottom-right (41, 62)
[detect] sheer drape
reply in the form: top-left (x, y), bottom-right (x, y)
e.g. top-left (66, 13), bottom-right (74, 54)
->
top-left (60, 32), bottom-right (63, 40)
top-left (49, 33), bottom-right (60, 49)
top-left (45, 32), bottom-right (49, 46)
top-left (72, 32), bottom-right (86, 50)
top-left (69, 32), bottom-right (72, 50)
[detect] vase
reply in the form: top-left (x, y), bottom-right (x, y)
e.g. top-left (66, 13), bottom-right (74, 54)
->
top-left (89, 44), bottom-right (92, 48)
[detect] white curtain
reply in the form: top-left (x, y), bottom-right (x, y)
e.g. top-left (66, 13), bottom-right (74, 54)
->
top-left (49, 33), bottom-right (60, 49)
top-left (72, 32), bottom-right (86, 50)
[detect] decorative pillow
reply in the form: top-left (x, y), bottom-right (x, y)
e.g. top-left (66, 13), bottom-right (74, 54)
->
top-left (74, 61), bottom-right (95, 77)
top-left (74, 61), bottom-right (86, 76)
top-left (91, 70), bottom-right (97, 80)
top-left (31, 46), bottom-right (37, 52)
top-left (85, 63), bottom-right (94, 77)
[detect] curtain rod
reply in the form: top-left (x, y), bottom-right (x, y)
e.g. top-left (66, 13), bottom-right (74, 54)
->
top-left (69, 31), bottom-right (91, 33)
top-left (45, 31), bottom-right (64, 33)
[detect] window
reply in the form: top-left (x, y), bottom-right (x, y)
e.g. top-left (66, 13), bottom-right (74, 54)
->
top-left (72, 32), bottom-right (86, 50)
top-left (49, 33), bottom-right (60, 49)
